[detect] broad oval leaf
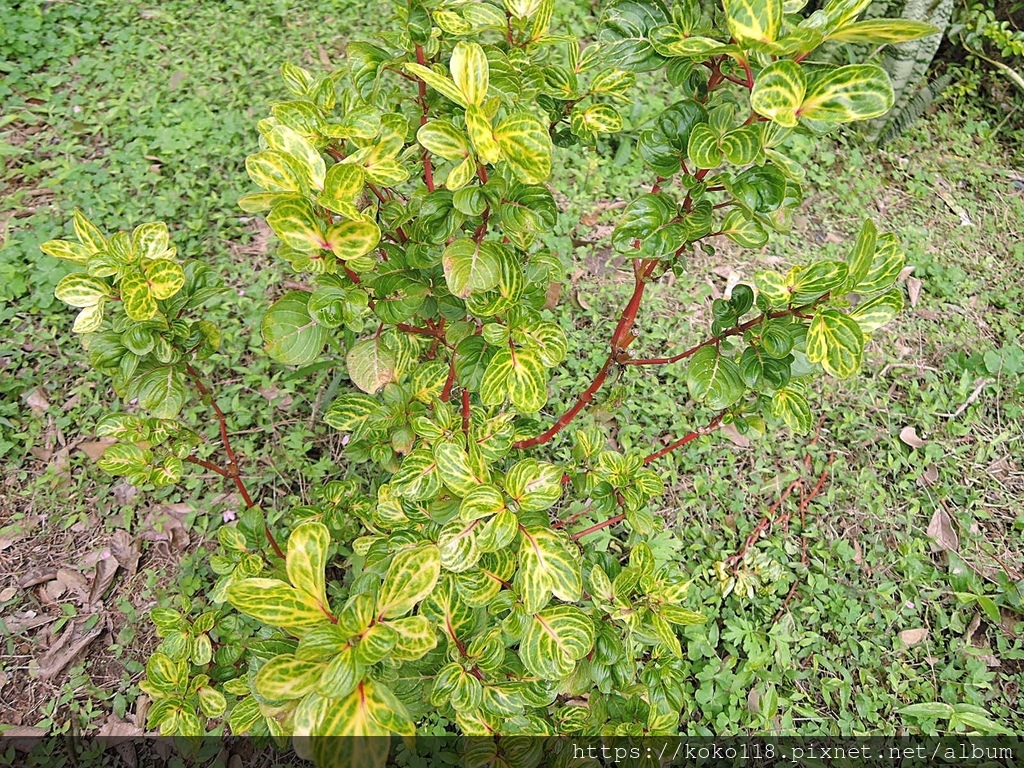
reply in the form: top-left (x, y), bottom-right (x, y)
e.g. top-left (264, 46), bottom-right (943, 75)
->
top-left (263, 291), bottom-right (328, 366)
top-left (686, 346), bottom-right (745, 409)
top-left (494, 113), bottom-right (552, 184)
top-left (227, 578), bottom-right (330, 635)
top-left (806, 309), bottom-right (865, 378)
top-left (799, 64), bottom-right (894, 124)
top-left (377, 544), bottom-right (442, 619)
top-left (519, 605), bottom-right (595, 679)
top-left (346, 337), bottom-right (396, 394)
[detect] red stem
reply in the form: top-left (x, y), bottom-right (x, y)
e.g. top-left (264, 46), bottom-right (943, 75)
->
top-left (642, 410), bottom-right (727, 465)
top-left (185, 363), bottom-right (284, 559)
top-left (414, 44), bottom-right (436, 193)
top-left (571, 514), bottom-right (625, 541)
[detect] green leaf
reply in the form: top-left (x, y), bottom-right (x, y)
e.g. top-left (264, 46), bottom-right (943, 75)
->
top-left (346, 337), bottom-right (396, 394)
top-left (822, 0), bottom-right (872, 30)
top-left (755, 269), bottom-right (790, 306)
top-left (799, 65), bottom-right (894, 124)
top-left (516, 527), bottom-right (582, 613)
top-left (133, 368), bottom-right (188, 419)
top-left (73, 210), bottom-right (106, 253)
top-left (119, 273), bottom-right (157, 321)
top-left (73, 303), bottom-right (106, 334)
top-left (315, 684), bottom-right (391, 744)
top-left (721, 125), bottom-right (762, 165)
top-left (494, 113), bottom-right (552, 184)
top-left (319, 163), bottom-right (365, 214)
top-left (55, 274), bottom-right (110, 307)
top-left (460, 484), bottom-right (507, 521)
top-left (750, 60), bottom-right (806, 127)
top-left (898, 702), bottom-right (955, 719)
top-left (404, 62), bottom-right (469, 107)
top-left (267, 199), bottom-right (325, 252)
top-left (197, 686), bottom-right (226, 718)
top-left (246, 150), bottom-right (309, 194)
top-left (854, 233), bottom-right (905, 294)
top-left (227, 578), bottom-right (330, 635)
top-left (264, 124), bottom-right (326, 190)
top-left (41, 239), bottom-right (91, 264)
top-left (263, 292), bottom-right (328, 366)
top-left (324, 393), bottom-right (380, 433)
top-left (450, 41), bottom-right (489, 105)
top-left (417, 120), bottom-right (471, 161)
top-left (519, 605), bottom-right (595, 679)
top-left (806, 309), bottom-right (865, 378)
top-left (438, 519), bottom-right (483, 573)
top-left (843, 218), bottom-right (877, 292)
top-left (434, 442), bottom-right (486, 497)
top-left (355, 623), bottom-right (397, 665)
top-left (505, 458), bottom-right (563, 512)
top-left (391, 448), bottom-right (442, 501)
top-left (254, 654), bottom-right (324, 700)
top-left (97, 442), bottom-right (150, 476)
top-left (327, 219), bottom-right (380, 261)
top-left (686, 346), bottom-right (746, 410)
top-left (317, 646), bottom-right (362, 699)
top-left (446, 155), bottom-right (478, 190)
top-left (687, 123), bottom-right (722, 169)
top-left (721, 209), bottom-right (769, 248)
top-left (659, 604), bottom-right (707, 626)
top-left (387, 615), bottom-right (438, 661)
top-left (480, 347), bottom-right (548, 413)
top-left (599, 0), bottom-right (671, 72)
top-left (829, 19), bottom-right (937, 43)
top-left (791, 260), bottom-right (847, 304)
top-left (286, 522), bottom-right (331, 609)
top-left (849, 289), bottom-right (903, 333)
top-left (144, 259), bottom-right (185, 300)
top-left (725, 0), bottom-right (783, 44)
top-left (576, 103), bottom-right (623, 134)
top-left (443, 239), bottom-right (503, 298)
top-left (770, 388), bottom-right (812, 433)
top-left (131, 221), bottom-right (172, 261)
top-left (377, 544), bottom-right (442, 619)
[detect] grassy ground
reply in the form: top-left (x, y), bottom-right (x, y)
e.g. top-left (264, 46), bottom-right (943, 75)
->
top-left (1, 0), bottom-right (1023, 741)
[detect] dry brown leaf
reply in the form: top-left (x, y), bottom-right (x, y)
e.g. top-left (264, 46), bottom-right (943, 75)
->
top-left (89, 554), bottom-right (120, 609)
top-left (720, 422), bottom-right (751, 449)
top-left (919, 464), bottom-right (939, 486)
top-left (77, 437), bottom-right (117, 462)
top-left (109, 530), bottom-right (141, 578)
top-left (139, 503), bottom-right (192, 551)
top-left (4, 612), bottom-right (58, 634)
top-left (56, 568), bottom-right (91, 602)
top-left (0, 585), bottom-right (17, 602)
top-left (899, 426), bottom-right (926, 448)
top-left (41, 580), bottom-right (66, 603)
top-left (1, 726), bottom-right (48, 753)
top-left (97, 714), bottom-right (143, 768)
top-left (926, 506), bottom-right (959, 552)
top-left (18, 569), bottom-right (57, 589)
top-left (33, 618), bottom-right (104, 681)
top-left (544, 281), bottom-right (562, 310)
top-left (906, 276), bottom-right (922, 308)
top-left (898, 628), bottom-right (928, 646)
top-left (23, 387), bottom-right (50, 416)
top-left (113, 482), bottom-right (138, 506)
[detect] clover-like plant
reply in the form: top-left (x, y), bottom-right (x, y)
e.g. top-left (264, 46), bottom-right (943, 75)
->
top-left (43, 0), bottom-right (934, 763)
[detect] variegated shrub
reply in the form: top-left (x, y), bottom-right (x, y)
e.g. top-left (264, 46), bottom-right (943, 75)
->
top-left (42, 0), bottom-right (934, 763)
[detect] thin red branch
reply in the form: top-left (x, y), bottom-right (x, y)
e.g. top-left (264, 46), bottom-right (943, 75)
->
top-left (414, 44), bottom-right (436, 193)
top-left (571, 513), bottom-right (625, 541)
top-left (184, 363), bottom-right (284, 559)
top-left (184, 455), bottom-right (231, 477)
top-left (642, 410), bottom-right (728, 465)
